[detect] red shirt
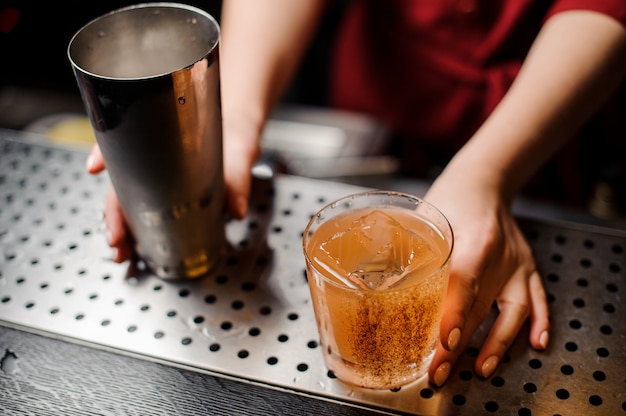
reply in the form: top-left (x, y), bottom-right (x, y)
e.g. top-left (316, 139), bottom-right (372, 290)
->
top-left (330, 0), bottom-right (626, 174)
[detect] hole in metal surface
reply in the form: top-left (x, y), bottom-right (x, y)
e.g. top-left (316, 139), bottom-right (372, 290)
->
top-left (596, 347), bottom-right (609, 358)
top-left (523, 383), bottom-right (537, 393)
top-left (589, 395), bottom-right (603, 406)
top-left (556, 389), bottom-right (570, 400)
top-left (491, 376), bottom-right (505, 387)
top-left (2, 137), bottom-right (625, 416)
top-left (593, 371), bottom-right (606, 381)
top-left (452, 395), bottom-right (466, 406)
top-left (599, 325), bottom-right (613, 335)
top-left (603, 303), bottom-right (615, 313)
top-left (459, 370), bottom-right (473, 381)
top-left (419, 388), bottom-right (433, 399)
top-left (546, 273), bottom-right (559, 283)
top-left (576, 278), bottom-right (589, 287)
top-left (569, 319), bottom-right (582, 329)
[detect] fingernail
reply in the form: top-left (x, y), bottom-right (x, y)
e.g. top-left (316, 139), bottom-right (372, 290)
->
top-left (86, 154), bottom-right (94, 171)
top-left (433, 362), bottom-right (451, 386)
top-left (106, 229), bottom-right (113, 246)
top-left (111, 247), bottom-right (119, 262)
top-left (481, 355), bottom-right (499, 378)
top-left (447, 328), bottom-right (461, 352)
top-left (539, 330), bottom-right (549, 349)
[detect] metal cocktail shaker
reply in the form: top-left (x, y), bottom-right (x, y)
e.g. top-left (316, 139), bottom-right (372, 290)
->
top-left (68, 3), bottom-right (226, 279)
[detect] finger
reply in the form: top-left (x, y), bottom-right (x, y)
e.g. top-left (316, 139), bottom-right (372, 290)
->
top-left (438, 268), bottom-right (478, 352)
top-left (528, 271), bottom-right (550, 350)
top-left (224, 155), bottom-right (253, 220)
top-left (429, 297), bottom-right (492, 386)
top-left (475, 301), bottom-right (529, 378)
top-left (86, 144), bottom-right (106, 174)
top-left (429, 238), bottom-right (488, 386)
top-left (223, 136), bottom-right (260, 220)
top-left (475, 271), bottom-right (530, 378)
top-left (438, 235), bottom-right (491, 352)
top-left (104, 186), bottom-right (133, 262)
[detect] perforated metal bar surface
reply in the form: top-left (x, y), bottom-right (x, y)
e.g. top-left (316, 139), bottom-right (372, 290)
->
top-left (1, 130), bottom-right (625, 415)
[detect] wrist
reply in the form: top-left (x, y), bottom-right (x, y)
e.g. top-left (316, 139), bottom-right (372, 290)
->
top-left (441, 148), bottom-right (516, 206)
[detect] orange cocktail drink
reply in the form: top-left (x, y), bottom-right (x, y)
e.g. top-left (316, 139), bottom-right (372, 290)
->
top-left (303, 191), bottom-right (453, 390)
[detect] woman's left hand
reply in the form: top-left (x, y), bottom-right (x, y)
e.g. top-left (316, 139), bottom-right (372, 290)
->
top-left (424, 167), bottom-right (550, 386)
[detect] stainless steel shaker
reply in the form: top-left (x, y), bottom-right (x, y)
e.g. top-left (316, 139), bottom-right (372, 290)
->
top-left (68, 3), bottom-right (226, 279)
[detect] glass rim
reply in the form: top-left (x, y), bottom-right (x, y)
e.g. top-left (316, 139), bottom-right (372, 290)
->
top-left (302, 190), bottom-right (454, 291)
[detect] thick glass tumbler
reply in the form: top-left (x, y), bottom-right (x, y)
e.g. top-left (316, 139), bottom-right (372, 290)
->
top-left (68, 3), bottom-right (225, 279)
top-left (303, 191), bottom-right (454, 389)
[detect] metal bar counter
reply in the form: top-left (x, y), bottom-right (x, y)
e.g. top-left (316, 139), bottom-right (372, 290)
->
top-left (1, 130), bottom-right (624, 415)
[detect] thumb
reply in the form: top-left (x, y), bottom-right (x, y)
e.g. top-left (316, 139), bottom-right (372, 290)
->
top-left (85, 144), bottom-right (106, 174)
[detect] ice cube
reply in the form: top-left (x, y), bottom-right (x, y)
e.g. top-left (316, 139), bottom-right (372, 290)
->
top-left (319, 209), bottom-right (435, 290)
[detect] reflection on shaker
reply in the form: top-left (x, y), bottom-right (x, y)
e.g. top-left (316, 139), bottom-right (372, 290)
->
top-left (68, 3), bottom-right (226, 279)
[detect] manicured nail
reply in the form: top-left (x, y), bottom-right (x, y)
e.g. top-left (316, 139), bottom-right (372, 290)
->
top-left (481, 355), bottom-right (499, 378)
top-left (85, 154), bottom-right (94, 171)
top-left (433, 362), bottom-right (451, 386)
top-left (447, 328), bottom-right (461, 352)
top-left (539, 330), bottom-right (549, 349)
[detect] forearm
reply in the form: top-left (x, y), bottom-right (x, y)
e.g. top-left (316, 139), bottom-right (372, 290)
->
top-left (445, 10), bottom-right (626, 202)
top-left (219, 0), bottom-right (327, 131)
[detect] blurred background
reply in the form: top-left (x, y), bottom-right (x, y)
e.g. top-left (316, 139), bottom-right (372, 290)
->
top-left (1, 1), bottom-right (624, 227)
top-left (0, 1), bottom-right (224, 130)
top-left (0, 1), bottom-right (345, 132)
top-left (0, 1), bottom-right (392, 176)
